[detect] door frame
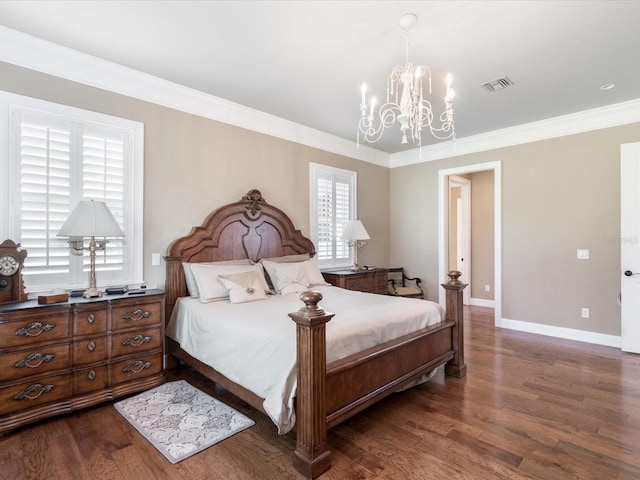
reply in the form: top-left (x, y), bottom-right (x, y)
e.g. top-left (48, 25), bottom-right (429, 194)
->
top-left (448, 175), bottom-right (471, 305)
top-left (438, 161), bottom-right (502, 325)
top-left (621, 142), bottom-right (640, 353)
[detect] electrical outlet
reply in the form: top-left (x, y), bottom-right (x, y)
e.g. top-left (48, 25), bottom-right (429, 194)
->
top-left (577, 249), bottom-right (589, 260)
top-left (581, 307), bottom-right (590, 319)
top-left (484, 284), bottom-right (491, 292)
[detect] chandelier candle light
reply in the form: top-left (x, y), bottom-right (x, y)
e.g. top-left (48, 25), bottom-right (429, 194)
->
top-left (342, 220), bottom-right (370, 271)
top-left (358, 13), bottom-right (455, 151)
top-left (57, 200), bottom-right (125, 298)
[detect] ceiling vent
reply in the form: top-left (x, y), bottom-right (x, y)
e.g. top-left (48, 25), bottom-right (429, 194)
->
top-left (482, 76), bottom-right (514, 92)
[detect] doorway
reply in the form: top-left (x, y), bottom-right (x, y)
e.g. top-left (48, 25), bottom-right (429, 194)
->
top-left (448, 175), bottom-right (471, 305)
top-left (439, 161), bottom-right (502, 325)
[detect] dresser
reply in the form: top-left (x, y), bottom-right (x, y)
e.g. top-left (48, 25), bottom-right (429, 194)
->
top-left (0, 290), bottom-right (165, 434)
top-left (322, 268), bottom-right (389, 295)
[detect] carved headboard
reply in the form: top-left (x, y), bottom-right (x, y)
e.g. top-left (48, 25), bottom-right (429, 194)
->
top-left (164, 189), bottom-right (316, 319)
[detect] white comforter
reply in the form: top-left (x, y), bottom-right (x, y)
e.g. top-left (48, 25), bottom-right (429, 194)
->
top-left (166, 285), bottom-right (443, 434)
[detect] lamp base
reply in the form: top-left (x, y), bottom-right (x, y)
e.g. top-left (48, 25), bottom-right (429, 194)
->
top-left (83, 287), bottom-right (103, 299)
top-left (350, 263), bottom-right (361, 271)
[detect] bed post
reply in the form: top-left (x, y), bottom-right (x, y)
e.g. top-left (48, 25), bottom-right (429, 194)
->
top-left (289, 291), bottom-right (335, 479)
top-left (442, 270), bottom-right (467, 378)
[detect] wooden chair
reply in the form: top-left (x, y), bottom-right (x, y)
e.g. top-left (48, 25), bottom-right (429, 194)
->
top-left (387, 267), bottom-right (424, 299)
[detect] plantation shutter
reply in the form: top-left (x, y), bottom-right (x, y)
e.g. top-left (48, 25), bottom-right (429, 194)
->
top-left (5, 102), bottom-right (139, 291)
top-left (311, 163), bottom-right (356, 268)
top-left (18, 113), bottom-right (74, 281)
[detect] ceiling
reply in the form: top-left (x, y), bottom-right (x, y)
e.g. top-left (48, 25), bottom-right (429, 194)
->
top-left (0, 0), bottom-right (639, 155)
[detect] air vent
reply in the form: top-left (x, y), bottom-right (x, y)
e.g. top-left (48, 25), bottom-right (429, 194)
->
top-left (482, 76), bottom-right (514, 92)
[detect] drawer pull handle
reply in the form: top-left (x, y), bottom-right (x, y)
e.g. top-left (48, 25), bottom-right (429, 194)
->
top-left (14, 353), bottom-right (55, 369)
top-left (14, 322), bottom-right (55, 337)
top-left (87, 313), bottom-right (95, 324)
top-left (123, 334), bottom-right (152, 347)
top-left (88, 370), bottom-right (96, 380)
top-left (122, 309), bottom-right (151, 322)
top-left (14, 383), bottom-right (54, 401)
top-left (122, 360), bottom-right (151, 374)
top-left (87, 340), bottom-right (96, 352)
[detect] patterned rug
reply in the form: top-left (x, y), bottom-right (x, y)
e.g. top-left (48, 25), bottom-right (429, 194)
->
top-left (114, 379), bottom-right (255, 464)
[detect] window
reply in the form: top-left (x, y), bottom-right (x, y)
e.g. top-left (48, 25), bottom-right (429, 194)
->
top-left (0, 91), bottom-right (143, 294)
top-left (310, 163), bottom-right (356, 268)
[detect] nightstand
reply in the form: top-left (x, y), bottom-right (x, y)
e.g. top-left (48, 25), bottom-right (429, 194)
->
top-left (322, 268), bottom-right (389, 295)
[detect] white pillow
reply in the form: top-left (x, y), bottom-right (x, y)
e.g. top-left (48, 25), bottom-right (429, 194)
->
top-left (218, 271), bottom-right (268, 304)
top-left (301, 257), bottom-right (329, 286)
top-left (183, 259), bottom-right (253, 297)
top-left (190, 263), bottom-right (270, 303)
top-left (267, 261), bottom-right (309, 295)
top-left (262, 258), bottom-right (328, 293)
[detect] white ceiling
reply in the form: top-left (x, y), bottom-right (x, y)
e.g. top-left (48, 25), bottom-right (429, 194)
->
top-left (0, 0), bottom-right (639, 154)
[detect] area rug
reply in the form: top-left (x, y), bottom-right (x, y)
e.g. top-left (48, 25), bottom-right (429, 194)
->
top-left (114, 379), bottom-right (255, 464)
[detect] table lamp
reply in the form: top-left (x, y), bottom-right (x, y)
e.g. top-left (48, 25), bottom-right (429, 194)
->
top-left (342, 220), bottom-right (370, 271)
top-left (57, 200), bottom-right (125, 298)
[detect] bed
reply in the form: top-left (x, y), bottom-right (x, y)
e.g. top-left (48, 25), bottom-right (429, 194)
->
top-left (164, 189), bottom-right (466, 478)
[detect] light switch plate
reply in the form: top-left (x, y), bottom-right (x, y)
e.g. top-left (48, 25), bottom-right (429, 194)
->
top-left (151, 253), bottom-right (161, 266)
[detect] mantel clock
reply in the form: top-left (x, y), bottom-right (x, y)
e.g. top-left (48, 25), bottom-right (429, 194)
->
top-left (0, 239), bottom-right (28, 304)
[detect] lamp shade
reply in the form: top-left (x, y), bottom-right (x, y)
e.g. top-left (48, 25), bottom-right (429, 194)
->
top-left (341, 220), bottom-right (370, 241)
top-left (57, 200), bottom-right (125, 238)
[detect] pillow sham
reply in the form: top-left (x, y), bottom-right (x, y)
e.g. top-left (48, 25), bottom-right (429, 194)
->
top-left (190, 262), bottom-right (270, 303)
top-left (259, 254), bottom-right (311, 290)
top-left (218, 271), bottom-right (268, 304)
top-left (273, 261), bottom-right (309, 295)
top-left (262, 258), bottom-right (328, 294)
top-left (259, 253), bottom-right (310, 263)
top-left (183, 259), bottom-right (253, 298)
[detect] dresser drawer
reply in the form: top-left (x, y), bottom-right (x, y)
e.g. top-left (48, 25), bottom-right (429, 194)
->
top-left (112, 301), bottom-right (162, 330)
top-left (111, 327), bottom-right (161, 358)
top-left (73, 365), bottom-right (109, 395)
top-left (73, 336), bottom-right (109, 365)
top-left (110, 353), bottom-right (162, 385)
top-left (1, 344), bottom-right (70, 382)
top-left (0, 312), bottom-right (70, 348)
top-left (0, 374), bottom-right (71, 415)
top-left (72, 307), bottom-right (108, 336)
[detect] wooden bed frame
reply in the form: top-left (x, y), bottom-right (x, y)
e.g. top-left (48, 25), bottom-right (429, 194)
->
top-left (164, 189), bottom-right (466, 479)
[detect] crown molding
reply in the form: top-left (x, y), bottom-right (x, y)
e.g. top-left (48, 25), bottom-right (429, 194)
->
top-left (390, 98), bottom-right (640, 168)
top-left (3, 26), bottom-right (639, 172)
top-left (0, 26), bottom-right (390, 168)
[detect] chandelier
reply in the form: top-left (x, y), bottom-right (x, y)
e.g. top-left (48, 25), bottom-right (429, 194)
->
top-left (358, 13), bottom-right (455, 150)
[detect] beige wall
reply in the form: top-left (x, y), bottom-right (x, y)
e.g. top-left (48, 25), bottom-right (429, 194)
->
top-left (391, 124), bottom-right (640, 336)
top-left (0, 62), bottom-right (391, 290)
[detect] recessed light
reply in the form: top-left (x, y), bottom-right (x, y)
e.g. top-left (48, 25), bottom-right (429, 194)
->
top-left (600, 83), bottom-right (615, 91)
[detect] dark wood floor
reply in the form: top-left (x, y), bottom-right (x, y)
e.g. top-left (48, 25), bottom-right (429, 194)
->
top-left (2, 306), bottom-right (639, 479)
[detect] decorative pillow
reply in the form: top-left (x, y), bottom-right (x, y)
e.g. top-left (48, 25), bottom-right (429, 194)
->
top-left (218, 271), bottom-right (268, 304)
top-left (183, 259), bottom-right (253, 297)
top-left (269, 261), bottom-right (309, 295)
top-left (190, 263), bottom-right (270, 303)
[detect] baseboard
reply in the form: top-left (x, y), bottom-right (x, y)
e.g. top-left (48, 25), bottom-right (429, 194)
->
top-left (498, 317), bottom-right (621, 348)
top-left (469, 297), bottom-right (495, 308)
